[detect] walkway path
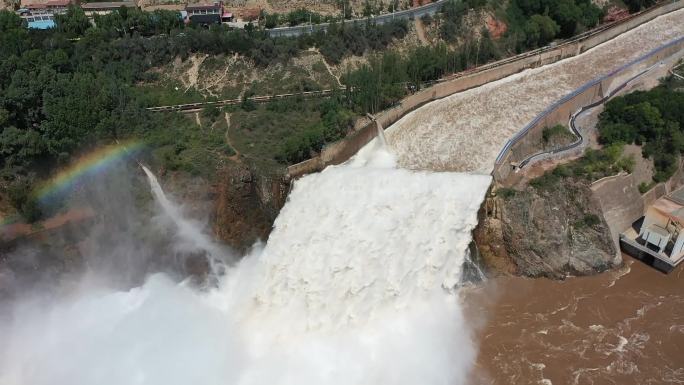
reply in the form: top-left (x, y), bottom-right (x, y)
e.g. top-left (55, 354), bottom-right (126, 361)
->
top-left (224, 112), bottom-right (241, 162)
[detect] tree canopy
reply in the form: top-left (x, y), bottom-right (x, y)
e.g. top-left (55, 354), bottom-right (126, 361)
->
top-left (598, 85), bottom-right (684, 182)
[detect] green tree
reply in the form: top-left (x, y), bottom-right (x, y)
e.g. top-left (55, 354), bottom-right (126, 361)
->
top-left (55, 5), bottom-right (91, 37)
top-left (623, 0), bottom-right (656, 13)
top-left (524, 14), bottom-right (560, 47)
top-left (0, 9), bottom-right (22, 32)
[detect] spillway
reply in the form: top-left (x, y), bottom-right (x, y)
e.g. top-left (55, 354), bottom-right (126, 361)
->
top-left (386, 9), bottom-right (684, 173)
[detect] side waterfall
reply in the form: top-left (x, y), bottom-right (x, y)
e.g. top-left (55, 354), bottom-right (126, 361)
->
top-left (141, 164), bottom-right (227, 272)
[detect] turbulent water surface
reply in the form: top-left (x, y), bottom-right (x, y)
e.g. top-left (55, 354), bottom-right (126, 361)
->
top-left (386, 8), bottom-right (684, 173)
top-left (466, 259), bottom-right (684, 384)
top-left (2, 8), bottom-right (684, 385)
top-left (0, 146), bottom-right (491, 385)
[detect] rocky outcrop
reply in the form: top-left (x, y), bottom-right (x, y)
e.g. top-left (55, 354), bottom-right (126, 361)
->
top-left (212, 163), bottom-right (289, 251)
top-left (476, 178), bottom-right (619, 279)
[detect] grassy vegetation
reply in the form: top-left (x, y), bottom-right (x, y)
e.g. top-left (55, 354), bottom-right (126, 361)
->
top-left (542, 124), bottom-right (576, 147)
top-left (143, 113), bottom-right (234, 178)
top-left (133, 82), bottom-right (213, 106)
top-left (497, 187), bottom-right (517, 199)
top-left (246, 62), bottom-right (331, 95)
top-left (638, 181), bottom-right (656, 194)
top-left (227, 98), bottom-right (330, 169)
top-left (574, 213), bottom-right (600, 228)
top-left (530, 144), bottom-right (634, 190)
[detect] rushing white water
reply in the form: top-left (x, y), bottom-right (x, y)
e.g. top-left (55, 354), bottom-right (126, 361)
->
top-left (385, 9), bottom-right (684, 173)
top-left (0, 145), bottom-right (491, 385)
top-left (141, 164), bottom-right (225, 261)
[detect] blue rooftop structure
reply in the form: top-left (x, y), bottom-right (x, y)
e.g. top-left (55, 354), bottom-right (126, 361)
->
top-left (27, 19), bottom-right (56, 29)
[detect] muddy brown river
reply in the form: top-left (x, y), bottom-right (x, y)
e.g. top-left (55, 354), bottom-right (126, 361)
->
top-left (465, 256), bottom-right (684, 384)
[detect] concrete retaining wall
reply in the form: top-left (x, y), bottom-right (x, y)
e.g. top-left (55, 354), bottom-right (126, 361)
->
top-left (591, 161), bottom-right (684, 248)
top-left (493, 35), bottom-right (684, 183)
top-left (286, 0), bottom-right (684, 179)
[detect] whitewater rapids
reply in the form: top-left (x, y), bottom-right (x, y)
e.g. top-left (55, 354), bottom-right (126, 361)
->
top-left (0, 146), bottom-right (491, 385)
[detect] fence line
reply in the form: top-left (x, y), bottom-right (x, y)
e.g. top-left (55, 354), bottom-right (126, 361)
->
top-left (494, 35), bottom-right (684, 166)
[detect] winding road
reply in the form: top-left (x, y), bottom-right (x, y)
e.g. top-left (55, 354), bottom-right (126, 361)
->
top-left (266, 0), bottom-right (445, 38)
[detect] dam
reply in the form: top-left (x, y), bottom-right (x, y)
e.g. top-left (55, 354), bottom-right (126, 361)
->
top-left (1, 5), bottom-right (683, 385)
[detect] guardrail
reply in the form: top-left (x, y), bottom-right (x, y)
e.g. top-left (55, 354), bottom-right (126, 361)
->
top-left (494, 35), bottom-right (684, 172)
top-left (266, 0), bottom-right (444, 38)
top-left (516, 61), bottom-right (662, 169)
top-left (146, 87), bottom-right (346, 112)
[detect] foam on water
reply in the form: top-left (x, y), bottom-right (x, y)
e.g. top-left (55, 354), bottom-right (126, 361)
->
top-left (0, 146), bottom-right (491, 385)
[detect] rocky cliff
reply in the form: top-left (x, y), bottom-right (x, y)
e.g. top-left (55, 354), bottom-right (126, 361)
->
top-left (212, 163), bottom-right (289, 251)
top-left (475, 178), bottom-right (620, 279)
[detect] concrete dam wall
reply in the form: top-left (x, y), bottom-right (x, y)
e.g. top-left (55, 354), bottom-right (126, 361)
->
top-left (591, 161), bottom-right (684, 248)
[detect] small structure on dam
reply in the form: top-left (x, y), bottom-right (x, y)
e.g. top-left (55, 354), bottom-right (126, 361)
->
top-left (620, 187), bottom-right (684, 273)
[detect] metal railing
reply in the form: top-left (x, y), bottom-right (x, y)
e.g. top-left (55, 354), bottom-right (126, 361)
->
top-left (516, 60), bottom-right (664, 169)
top-left (494, 35), bottom-right (684, 166)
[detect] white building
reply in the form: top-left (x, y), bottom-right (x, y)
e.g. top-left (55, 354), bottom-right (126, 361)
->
top-left (638, 188), bottom-right (684, 262)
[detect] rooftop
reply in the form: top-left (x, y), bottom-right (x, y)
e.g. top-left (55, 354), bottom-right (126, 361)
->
top-left (23, 0), bottom-right (69, 8)
top-left (667, 187), bottom-right (684, 205)
top-left (27, 19), bottom-right (56, 29)
top-left (81, 1), bottom-right (136, 9)
top-left (46, 0), bottom-right (70, 6)
top-left (186, 3), bottom-right (221, 10)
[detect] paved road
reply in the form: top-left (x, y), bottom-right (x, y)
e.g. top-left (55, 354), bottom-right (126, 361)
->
top-left (267, 0), bottom-right (445, 38)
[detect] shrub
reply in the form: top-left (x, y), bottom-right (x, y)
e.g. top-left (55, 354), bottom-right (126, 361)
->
top-left (575, 213), bottom-right (600, 228)
top-left (542, 124), bottom-right (574, 144)
top-left (638, 181), bottom-right (656, 194)
top-left (201, 105), bottom-right (221, 122)
top-left (530, 171), bottom-right (562, 190)
top-left (7, 177), bottom-right (42, 222)
top-left (497, 187), bottom-right (516, 199)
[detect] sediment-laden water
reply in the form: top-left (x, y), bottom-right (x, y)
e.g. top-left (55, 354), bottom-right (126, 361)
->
top-left (465, 258), bottom-right (684, 384)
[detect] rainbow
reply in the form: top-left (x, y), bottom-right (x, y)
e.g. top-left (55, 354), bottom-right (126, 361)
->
top-left (35, 140), bottom-right (145, 203)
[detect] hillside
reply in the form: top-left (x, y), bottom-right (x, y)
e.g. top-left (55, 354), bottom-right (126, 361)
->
top-left (0, 0), bottom-right (641, 248)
